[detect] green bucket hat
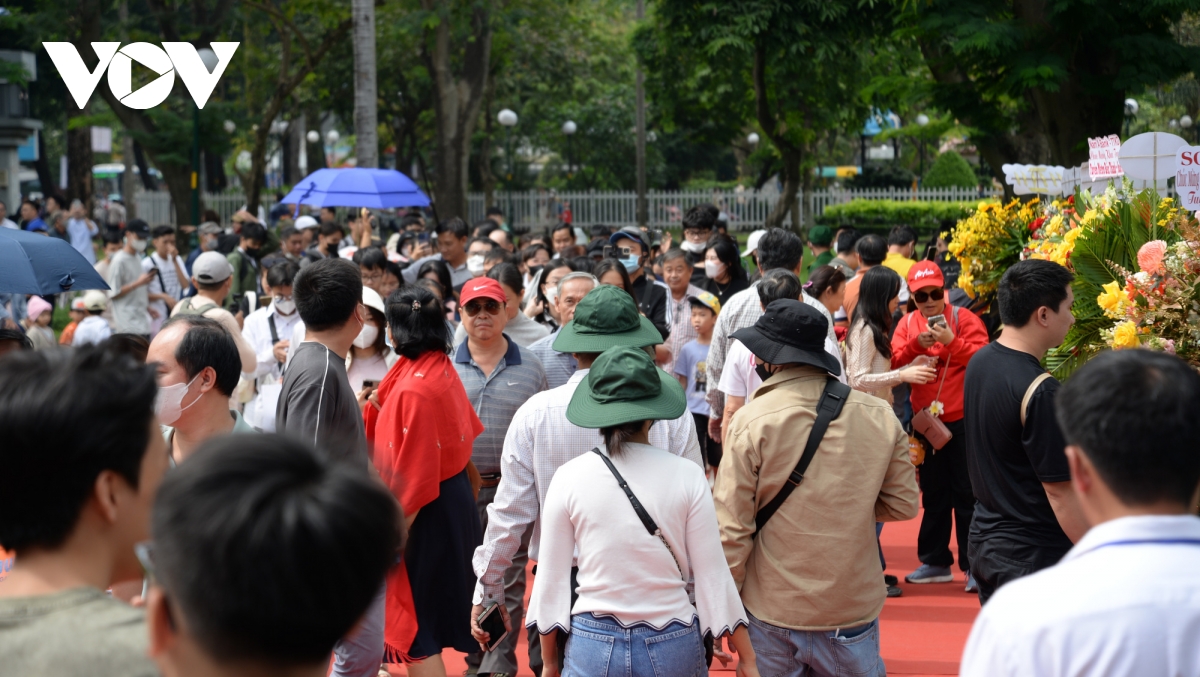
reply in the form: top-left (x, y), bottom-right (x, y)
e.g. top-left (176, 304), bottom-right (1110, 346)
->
top-left (566, 346), bottom-right (686, 429)
top-left (552, 284), bottom-right (664, 353)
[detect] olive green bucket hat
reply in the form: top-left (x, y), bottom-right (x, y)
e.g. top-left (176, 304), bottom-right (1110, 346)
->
top-left (566, 346), bottom-right (686, 429)
top-left (552, 284), bottom-right (664, 353)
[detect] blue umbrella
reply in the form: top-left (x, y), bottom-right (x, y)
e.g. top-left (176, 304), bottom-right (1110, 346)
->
top-left (281, 168), bottom-right (431, 213)
top-left (0, 227), bottom-right (111, 295)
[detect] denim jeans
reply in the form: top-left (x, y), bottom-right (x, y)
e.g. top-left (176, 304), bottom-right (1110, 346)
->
top-left (746, 612), bottom-right (885, 677)
top-left (563, 613), bottom-right (706, 677)
top-left (331, 582), bottom-right (385, 677)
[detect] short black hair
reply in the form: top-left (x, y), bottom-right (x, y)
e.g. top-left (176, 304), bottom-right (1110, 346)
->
top-left (682, 203), bottom-right (718, 232)
top-left (266, 260), bottom-right (299, 288)
top-left (151, 224), bottom-right (175, 239)
top-left (435, 216), bottom-right (469, 239)
top-left (888, 225), bottom-right (916, 247)
top-left (589, 224), bottom-right (612, 240)
top-left (293, 258), bottom-right (363, 332)
top-left (549, 222), bottom-right (574, 238)
top-left (241, 221), bottom-right (267, 245)
top-left (101, 333), bottom-right (150, 363)
top-left (162, 315), bottom-right (242, 397)
top-left (484, 248), bottom-right (511, 266)
top-left (467, 236), bottom-right (498, 252)
top-left (836, 229), bottom-right (861, 256)
top-left (473, 221), bottom-right (497, 238)
top-left (318, 222), bottom-right (345, 238)
top-left (0, 327), bottom-right (33, 350)
top-left (101, 229), bottom-right (123, 246)
top-left (0, 347), bottom-right (157, 552)
top-left (152, 434), bottom-right (401, 665)
top-left (386, 284), bottom-right (450, 360)
top-left (280, 226), bottom-right (299, 240)
top-left (997, 259), bottom-right (1075, 327)
top-left (487, 262), bottom-right (524, 295)
top-left (352, 245), bottom-right (388, 271)
top-left (520, 243), bottom-right (549, 264)
top-left (757, 228), bottom-right (804, 272)
top-left (757, 268), bottom-right (802, 307)
top-left (1057, 350), bottom-right (1200, 507)
top-left (416, 259), bottom-right (453, 299)
top-left (485, 206), bottom-right (504, 218)
top-left (855, 234), bottom-right (887, 266)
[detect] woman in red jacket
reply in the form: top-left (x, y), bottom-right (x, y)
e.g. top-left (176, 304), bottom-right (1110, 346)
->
top-left (890, 261), bottom-right (989, 592)
top-left (365, 284), bottom-right (484, 676)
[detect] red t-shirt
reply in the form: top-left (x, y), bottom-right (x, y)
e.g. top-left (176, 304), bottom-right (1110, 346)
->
top-left (890, 305), bottom-right (989, 423)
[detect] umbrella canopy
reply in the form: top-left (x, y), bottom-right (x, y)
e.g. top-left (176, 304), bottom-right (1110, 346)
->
top-left (280, 168), bottom-right (431, 210)
top-left (0, 228), bottom-right (110, 295)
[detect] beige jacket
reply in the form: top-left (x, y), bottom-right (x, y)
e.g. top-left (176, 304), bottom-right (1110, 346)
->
top-left (714, 366), bottom-right (919, 631)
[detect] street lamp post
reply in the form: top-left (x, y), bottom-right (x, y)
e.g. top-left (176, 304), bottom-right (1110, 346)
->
top-left (498, 108), bottom-right (518, 228)
top-left (1182, 115), bottom-right (1194, 143)
top-left (562, 120), bottom-right (577, 183)
top-left (916, 113), bottom-right (930, 184)
top-left (1124, 98), bottom-right (1140, 138)
top-left (326, 130), bottom-right (339, 166)
top-left (193, 47), bottom-right (218, 225)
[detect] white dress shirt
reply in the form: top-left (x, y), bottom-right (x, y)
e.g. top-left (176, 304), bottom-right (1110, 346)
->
top-left (527, 443), bottom-right (747, 637)
top-left (961, 514), bottom-right (1200, 677)
top-left (472, 368), bottom-right (703, 605)
top-left (241, 302), bottom-right (302, 430)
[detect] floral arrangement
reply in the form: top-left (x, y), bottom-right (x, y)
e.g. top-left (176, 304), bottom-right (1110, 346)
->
top-left (946, 198), bottom-right (1031, 299)
top-left (1025, 195), bottom-right (1088, 268)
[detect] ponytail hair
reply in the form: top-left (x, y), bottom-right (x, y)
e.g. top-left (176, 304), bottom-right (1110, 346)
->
top-left (385, 284), bottom-right (450, 360)
top-left (804, 265), bottom-right (846, 300)
top-left (600, 420), bottom-right (647, 457)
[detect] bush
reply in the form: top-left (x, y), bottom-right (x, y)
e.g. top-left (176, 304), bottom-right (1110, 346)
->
top-left (817, 199), bottom-right (995, 236)
top-left (923, 150), bottom-right (978, 189)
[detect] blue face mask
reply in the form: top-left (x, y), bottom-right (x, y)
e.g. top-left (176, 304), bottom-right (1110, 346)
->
top-left (385, 329), bottom-right (394, 350)
top-left (620, 255), bottom-right (640, 273)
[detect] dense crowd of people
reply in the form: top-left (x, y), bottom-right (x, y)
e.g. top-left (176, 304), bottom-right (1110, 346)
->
top-left (0, 197), bottom-right (1198, 677)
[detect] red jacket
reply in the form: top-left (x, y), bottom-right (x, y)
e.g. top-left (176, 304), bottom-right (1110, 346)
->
top-left (890, 305), bottom-right (988, 423)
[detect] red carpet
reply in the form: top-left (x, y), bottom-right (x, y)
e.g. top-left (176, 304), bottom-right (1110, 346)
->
top-left (386, 508), bottom-right (977, 676)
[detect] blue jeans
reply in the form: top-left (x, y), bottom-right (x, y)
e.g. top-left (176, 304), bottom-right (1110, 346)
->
top-left (747, 612), bottom-right (885, 677)
top-left (563, 613), bottom-right (706, 677)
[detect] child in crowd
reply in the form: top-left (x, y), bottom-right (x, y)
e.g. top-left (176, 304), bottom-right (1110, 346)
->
top-left (674, 291), bottom-right (722, 473)
top-left (21, 296), bottom-right (56, 351)
top-left (59, 297), bottom-right (87, 345)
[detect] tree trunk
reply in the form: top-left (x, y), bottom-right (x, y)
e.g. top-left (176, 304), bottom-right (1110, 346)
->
top-left (479, 81), bottom-right (496, 210)
top-left (764, 149), bottom-right (800, 230)
top-left (162, 164), bottom-right (194, 227)
top-left (34, 132), bottom-right (57, 197)
top-left (133, 141), bottom-right (157, 190)
top-left (245, 124), bottom-right (273, 215)
top-left (353, 0), bottom-right (378, 168)
top-left (121, 133), bottom-right (136, 219)
top-left (422, 0), bottom-right (492, 220)
top-left (66, 113), bottom-right (94, 211)
top-left (285, 118), bottom-right (303, 183)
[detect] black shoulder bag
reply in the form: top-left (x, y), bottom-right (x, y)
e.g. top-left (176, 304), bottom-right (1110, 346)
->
top-left (753, 377), bottom-right (851, 535)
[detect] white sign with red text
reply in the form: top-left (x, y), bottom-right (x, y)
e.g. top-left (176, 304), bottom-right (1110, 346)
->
top-left (1176, 146), bottom-right (1200, 209)
top-left (1088, 135), bottom-right (1124, 180)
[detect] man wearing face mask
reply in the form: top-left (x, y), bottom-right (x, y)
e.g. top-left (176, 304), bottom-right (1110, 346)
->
top-left (185, 222), bottom-right (223, 275)
top-left (609, 227), bottom-right (670, 340)
top-left (225, 221), bottom-right (268, 314)
top-left (465, 236), bottom-right (498, 283)
top-left (147, 315), bottom-right (255, 465)
top-left (680, 203), bottom-right (719, 286)
top-left (172, 252), bottom-right (259, 376)
top-left (107, 219), bottom-right (157, 338)
top-left (242, 261), bottom-right (302, 431)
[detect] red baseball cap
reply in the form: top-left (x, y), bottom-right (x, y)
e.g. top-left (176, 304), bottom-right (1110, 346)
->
top-left (460, 277), bottom-right (508, 306)
top-left (907, 261), bottom-right (945, 292)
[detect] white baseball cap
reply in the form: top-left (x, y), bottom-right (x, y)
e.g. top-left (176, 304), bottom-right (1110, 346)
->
top-left (295, 215), bottom-right (319, 230)
top-left (742, 229), bottom-right (767, 257)
top-left (362, 286), bottom-right (386, 314)
top-left (82, 290), bottom-right (108, 311)
top-left (193, 251), bottom-right (234, 285)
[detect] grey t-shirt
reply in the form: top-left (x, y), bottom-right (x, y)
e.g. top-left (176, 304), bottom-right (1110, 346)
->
top-left (0, 587), bottom-right (158, 676)
top-left (107, 249), bottom-right (149, 335)
top-left (276, 341), bottom-right (368, 467)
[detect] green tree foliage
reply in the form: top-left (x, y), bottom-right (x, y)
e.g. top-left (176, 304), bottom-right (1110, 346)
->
top-left (922, 150), bottom-right (976, 189)
top-left (895, 0), bottom-right (1200, 181)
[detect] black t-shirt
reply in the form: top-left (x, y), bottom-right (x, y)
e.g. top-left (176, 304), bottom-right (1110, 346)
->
top-left (631, 273), bottom-right (670, 340)
top-left (704, 275), bottom-right (751, 309)
top-left (964, 342), bottom-right (1072, 549)
top-left (276, 342), bottom-right (369, 468)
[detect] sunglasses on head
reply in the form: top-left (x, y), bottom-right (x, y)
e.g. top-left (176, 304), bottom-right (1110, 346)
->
top-left (913, 288), bottom-right (944, 303)
top-left (463, 299), bottom-right (504, 317)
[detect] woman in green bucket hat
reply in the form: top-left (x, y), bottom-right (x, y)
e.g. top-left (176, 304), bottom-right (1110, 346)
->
top-left (525, 345), bottom-right (760, 677)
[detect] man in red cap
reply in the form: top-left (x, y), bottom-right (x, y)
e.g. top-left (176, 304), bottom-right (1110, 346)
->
top-left (453, 277), bottom-right (549, 677)
top-left (891, 260), bottom-right (989, 592)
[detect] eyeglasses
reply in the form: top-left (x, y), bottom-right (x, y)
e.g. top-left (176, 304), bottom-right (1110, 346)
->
top-left (683, 228), bottom-right (711, 239)
top-left (362, 271), bottom-right (384, 284)
top-left (913, 288), bottom-right (945, 303)
top-left (463, 299), bottom-right (504, 317)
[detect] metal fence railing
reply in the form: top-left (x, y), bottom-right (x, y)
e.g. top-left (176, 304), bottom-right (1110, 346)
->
top-left (132, 186), bottom-right (993, 230)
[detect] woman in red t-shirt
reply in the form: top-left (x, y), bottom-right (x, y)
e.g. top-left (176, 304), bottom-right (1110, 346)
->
top-left (890, 261), bottom-right (989, 590)
top-left (365, 284), bottom-right (483, 674)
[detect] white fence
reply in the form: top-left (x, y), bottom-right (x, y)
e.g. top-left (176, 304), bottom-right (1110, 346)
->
top-left (470, 186), bottom-right (995, 232)
top-left (133, 186), bottom-right (992, 230)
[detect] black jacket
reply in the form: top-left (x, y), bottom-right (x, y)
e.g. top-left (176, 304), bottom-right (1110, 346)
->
top-left (631, 273), bottom-right (670, 340)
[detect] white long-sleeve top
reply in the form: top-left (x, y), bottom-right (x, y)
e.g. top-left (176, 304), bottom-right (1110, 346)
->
top-left (526, 442), bottom-right (748, 638)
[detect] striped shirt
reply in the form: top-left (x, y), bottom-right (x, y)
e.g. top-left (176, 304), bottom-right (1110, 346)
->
top-left (526, 329), bottom-right (577, 390)
top-left (472, 368), bottom-right (704, 605)
top-left (453, 335), bottom-right (548, 474)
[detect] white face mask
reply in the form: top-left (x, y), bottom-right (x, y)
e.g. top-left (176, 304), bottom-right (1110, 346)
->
top-left (155, 373), bottom-right (201, 426)
top-left (681, 240), bottom-right (706, 254)
top-left (544, 285), bottom-right (559, 306)
top-left (467, 254), bottom-right (486, 276)
top-left (354, 323), bottom-right (379, 349)
top-left (273, 297), bottom-right (296, 315)
top-left (704, 260), bottom-right (725, 279)
top-left (127, 236), bottom-right (147, 253)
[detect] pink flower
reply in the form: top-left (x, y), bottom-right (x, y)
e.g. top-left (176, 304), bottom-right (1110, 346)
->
top-left (1138, 240), bottom-right (1167, 275)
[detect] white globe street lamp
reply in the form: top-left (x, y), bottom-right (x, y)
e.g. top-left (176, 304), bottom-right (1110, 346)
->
top-left (223, 119), bottom-right (236, 134)
top-left (498, 109), bottom-right (518, 127)
top-left (916, 114), bottom-right (930, 127)
top-left (326, 130), bottom-right (340, 144)
top-left (1124, 99), bottom-right (1140, 117)
top-left (306, 130), bottom-right (320, 144)
top-left (1182, 115), bottom-right (1193, 129)
top-left (747, 132), bottom-right (760, 146)
top-left (1170, 119), bottom-right (1179, 129)
top-left (562, 120), bottom-right (577, 135)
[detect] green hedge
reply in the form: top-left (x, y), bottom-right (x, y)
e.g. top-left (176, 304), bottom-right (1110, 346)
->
top-left (816, 199), bottom-right (994, 236)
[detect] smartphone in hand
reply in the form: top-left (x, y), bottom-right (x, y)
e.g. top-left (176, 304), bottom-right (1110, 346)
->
top-left (477, 602), bottom-right (509, 652)
top-left (926, 314), bottom-right (946, 329)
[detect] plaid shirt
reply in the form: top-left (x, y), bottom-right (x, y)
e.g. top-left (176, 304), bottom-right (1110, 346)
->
top-left (452, 336), bottom-right (548, 474)
top-left (662, 283), bottom-right (706, 375)
top-left (471, 368), bottom-right (704, 605)
top-left (705, 282), bottom-right (837, 418)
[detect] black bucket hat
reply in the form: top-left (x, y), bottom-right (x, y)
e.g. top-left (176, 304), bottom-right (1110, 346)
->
top-left (730, 299), bottom-right (841, 376)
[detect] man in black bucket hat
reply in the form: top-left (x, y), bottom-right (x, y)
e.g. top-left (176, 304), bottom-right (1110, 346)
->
top-left (713, 299), bottom-right (919, 677)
